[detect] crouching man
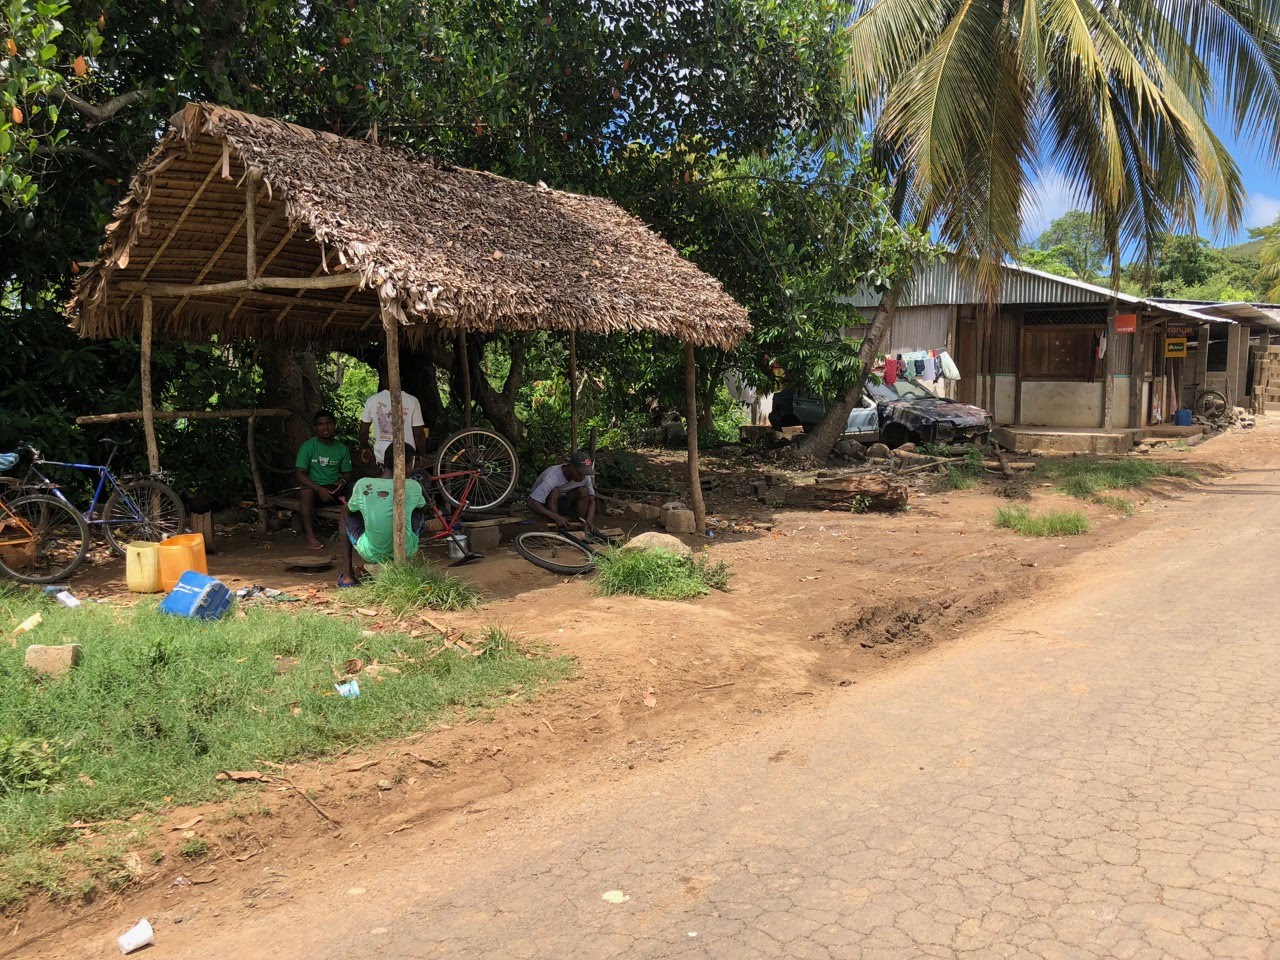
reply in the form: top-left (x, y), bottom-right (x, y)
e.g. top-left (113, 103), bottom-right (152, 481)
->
top-left (338, 444), bottom-right (427, 588)
top-left (526, 451), bottom-right (596, 530)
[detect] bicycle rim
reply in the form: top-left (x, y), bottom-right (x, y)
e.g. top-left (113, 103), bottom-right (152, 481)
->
top-left (514, 532), bottom-right (595, 575)
top-left (0, 494), bottom-right (90, 584)
top-left (435, 429), bottom-right (519, 512)
top-left (103, 479), bottom-right (186, 555)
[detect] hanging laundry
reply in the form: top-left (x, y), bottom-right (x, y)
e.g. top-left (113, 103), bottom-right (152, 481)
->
top-left (883, 358), bottom-right (898, 385)
top-left (921, 354), bottom-right (938, 381)
top-left (938, 351), bottom-right (961, 380)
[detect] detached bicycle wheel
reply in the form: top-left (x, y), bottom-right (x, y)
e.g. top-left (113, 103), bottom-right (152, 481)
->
top-left (0, 494), bottom-right (90, 584)
top-left (435, 428), bottom-right (519, 512)
top-left (514, 531), bottom-right (596, 575)
top-left (103, 478), bottom-right (186, 555)
top-left (1195, 390), bottom-right (1228, 420)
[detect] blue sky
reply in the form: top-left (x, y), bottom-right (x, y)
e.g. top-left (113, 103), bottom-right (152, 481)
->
top-left (1023, 114), bottom-right (1279, 248)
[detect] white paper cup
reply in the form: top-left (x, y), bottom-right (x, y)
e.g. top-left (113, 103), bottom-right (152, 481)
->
top-left (118, 918), bottom-right (154, 954)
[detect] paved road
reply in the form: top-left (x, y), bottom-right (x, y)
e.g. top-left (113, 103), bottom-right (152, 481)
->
top-left (133, 461), bottom-right (1280, 959)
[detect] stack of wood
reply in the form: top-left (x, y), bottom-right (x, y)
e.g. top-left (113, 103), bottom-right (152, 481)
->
top-left (812, 475), bottom-right (909, 511)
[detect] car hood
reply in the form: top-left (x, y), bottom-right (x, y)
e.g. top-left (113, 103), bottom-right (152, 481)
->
top-left (881, 398), bottom-right (991, 428)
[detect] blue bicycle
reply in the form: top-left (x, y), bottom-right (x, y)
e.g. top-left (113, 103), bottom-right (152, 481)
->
top-left (11, 439), bottom-right (186, 556)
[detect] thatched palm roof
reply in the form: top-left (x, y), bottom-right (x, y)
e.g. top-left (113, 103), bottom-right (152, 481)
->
top-left (70, 103), bottom-right (749, 350)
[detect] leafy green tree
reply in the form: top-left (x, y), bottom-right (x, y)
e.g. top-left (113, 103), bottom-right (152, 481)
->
top-left (1031, 211), bottom-right (1106, 283)
top-left (798, 0), bottom-right (1280, 458)
top-left (1256, 217), bottom-right (1280, 301)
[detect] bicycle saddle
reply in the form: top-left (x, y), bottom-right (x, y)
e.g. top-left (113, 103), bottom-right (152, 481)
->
top-left (99, 437), bottom-right (129, 449)
top-left (0, 453), bottom-right (16, 473)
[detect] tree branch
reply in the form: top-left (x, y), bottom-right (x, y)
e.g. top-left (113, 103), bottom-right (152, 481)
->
top-left (51, 87), bottom-right (150, 125)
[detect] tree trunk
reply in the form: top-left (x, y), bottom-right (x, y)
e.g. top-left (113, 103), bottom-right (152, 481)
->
top-left (258, 341), bottom-right (320, 469)
top-left (468, 337), bottom-right (527, 442)
top-left (812, 475), bottom-right (908, 511)
top-left (684, 343), bottom-right (706, 533)
top-left (400, 341), bottom-right (446, 440)
top-left (795, 286), bottom-right (901, 461)
top-left (700, 351), bottom-right (726, 434)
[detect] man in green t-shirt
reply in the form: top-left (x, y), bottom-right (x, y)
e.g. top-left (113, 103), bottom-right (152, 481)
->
top-left (338, 444), bottom-right (428, 587)
top-left (294, 410), bottom-right (353, 550)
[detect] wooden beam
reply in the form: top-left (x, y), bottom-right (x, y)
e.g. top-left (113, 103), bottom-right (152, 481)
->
top-left (76, 407), bottom-right (293, 425)
top-left (164, 288), bottom-right (374, 315)
top-left (120, 272), bottom-right (362, 298)
top-left (458, 332), bottom-right (473, 428)
top-left (227, 221), bottom-right (299, 324)
top-left (140, 296), bottom-right (160, 474)
top-left (141, 157), bottom-right (223, 282)
top-left (245, 169), bottom-right (259, 281)
top-left (383, 305), bottom-right (408, 563)
top-left (171, 209), bottom-right (248, 320)
top-left (247, 414), bottom-right (268, 536)
top-left (684, 341), bottom-right (706, 534)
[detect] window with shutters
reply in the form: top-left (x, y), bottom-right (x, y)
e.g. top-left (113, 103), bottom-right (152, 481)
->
top-left (1020, 326), bottom-right (1099, 381)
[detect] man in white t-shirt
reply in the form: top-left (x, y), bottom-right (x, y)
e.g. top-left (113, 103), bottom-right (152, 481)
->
top-left (359, 384), bottom-right (427, 465)
top-left (527, 451), bottom-right (596, 529)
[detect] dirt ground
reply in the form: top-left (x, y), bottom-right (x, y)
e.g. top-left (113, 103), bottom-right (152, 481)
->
top-left (6, 424), bottom-right (1264, 958)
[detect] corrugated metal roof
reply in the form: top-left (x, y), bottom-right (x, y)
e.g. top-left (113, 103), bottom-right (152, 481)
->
top-left (1152, 299), bottom-right (1280, 330)
top-left (838, 254), bottom-right (1236, 324)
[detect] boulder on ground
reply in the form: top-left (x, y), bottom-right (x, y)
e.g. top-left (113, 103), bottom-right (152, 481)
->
top-left (897, 442), bottom-right (917, 454)
top-left (621, 531), bottom-right (694, 559)
top-left (24, 643), bottom-right (82, 679)
top-left (662, 508), bottom-right (698, 535)
top-left (834, 439), bottom-right (867, 462)
top-left (866, 442), bottom-right (892, 460)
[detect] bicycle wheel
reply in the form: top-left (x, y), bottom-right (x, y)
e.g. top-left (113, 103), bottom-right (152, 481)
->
top-left (0, 494), bottom-right (90, 584)
top-left (434, 428), bottom-right (519, 513)
top-left (514, 531), bottom-right (596, 575)
top-left (103, 478), bottom-right (186, 555)
top-left (1195, 390), bottom-right (1228, 420)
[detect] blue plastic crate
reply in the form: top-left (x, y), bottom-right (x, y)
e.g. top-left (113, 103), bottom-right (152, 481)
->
top-left (158, 571), bottom-right (234, 621)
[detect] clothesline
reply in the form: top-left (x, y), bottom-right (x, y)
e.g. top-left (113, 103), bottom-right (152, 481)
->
top-left (883, 348), bottom-right (960, 385)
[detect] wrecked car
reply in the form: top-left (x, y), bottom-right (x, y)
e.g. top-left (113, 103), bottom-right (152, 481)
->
top-left (769, 378), bottom-right (993, 448)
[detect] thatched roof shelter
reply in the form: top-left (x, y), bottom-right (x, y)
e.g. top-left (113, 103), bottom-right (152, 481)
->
top-left (70, 103), bottom-right (748, 350)
top-left (68, 103), bottom-right (738, 558)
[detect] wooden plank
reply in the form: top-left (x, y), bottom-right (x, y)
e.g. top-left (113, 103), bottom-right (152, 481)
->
top-left (140, 296), bottom-right (160, 474)
top-left (684, 342), bottom-right (705, 534)
top-left (119, 272), bottom-right (361, 298)
top-left (76, 407), bottom-right (293, 425)
top-left (384, 305), bottom-right (407, 563)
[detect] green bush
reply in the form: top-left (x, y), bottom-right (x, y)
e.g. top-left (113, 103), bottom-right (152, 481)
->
top-left (349, 559), bottom-right (485, 615)
top-left (594, 548), bottom-right (732, 601)
top-left (1038, 457), bottom-right (1196, 500)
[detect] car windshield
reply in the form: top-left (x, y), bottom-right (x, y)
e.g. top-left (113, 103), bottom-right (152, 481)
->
top-left (867, 378), bottom-right (939, 402)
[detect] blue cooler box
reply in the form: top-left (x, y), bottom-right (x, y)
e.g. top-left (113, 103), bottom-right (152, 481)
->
top-left (158, 571), bottom-right (234, 620)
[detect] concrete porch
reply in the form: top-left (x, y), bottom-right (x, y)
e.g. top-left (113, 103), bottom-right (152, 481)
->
top-left (992, 424), bottom-right (1207, 455)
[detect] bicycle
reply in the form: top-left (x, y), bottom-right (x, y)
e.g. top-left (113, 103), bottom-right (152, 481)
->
top-left (0, 450), bottom-right (90, 583)
top-left (514, 523), bottom-right (617, 575)
top-left (13, 439), bottom-right (185, 556)
top-left (410, 428), bottom-right (520, 563)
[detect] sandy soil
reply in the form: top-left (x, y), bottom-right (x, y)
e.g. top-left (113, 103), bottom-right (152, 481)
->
top-left (6, 426), bottom-right (1260, 958)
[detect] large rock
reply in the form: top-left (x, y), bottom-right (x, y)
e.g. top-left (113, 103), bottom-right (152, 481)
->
top-left (24, 643), bottom-right (82, 679)
top-left (621, 531), bottom-right (694, 559)
top-left (662, 508), bottom-right (698, 535)
top-left (834, 439), bottom-right (867, 462)
top-left (866, 442), bottom-right (892, 460)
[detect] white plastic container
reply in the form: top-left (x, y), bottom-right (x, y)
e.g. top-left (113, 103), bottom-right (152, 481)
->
top-left (118, 918), bottom-right (154, 954)
top-left (446, 533), bottom-right (470, 560)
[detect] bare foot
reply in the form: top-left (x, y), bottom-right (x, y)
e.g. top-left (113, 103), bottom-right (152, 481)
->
top-left (307, 537), bottom-right (325, 550)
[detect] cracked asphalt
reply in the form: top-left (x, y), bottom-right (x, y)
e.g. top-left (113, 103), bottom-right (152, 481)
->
top-left (124, 454), bottom-right (1280, 959)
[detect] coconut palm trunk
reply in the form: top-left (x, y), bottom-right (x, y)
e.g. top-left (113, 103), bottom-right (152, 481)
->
top-left (796, 285), bottom-right (899, 460)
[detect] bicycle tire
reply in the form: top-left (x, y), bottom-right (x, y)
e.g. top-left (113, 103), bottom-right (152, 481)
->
top-left (434, 428), bottom-right (519, 513)
top-left (514, 531), bottom-right (596, 575)
top-left (103, 478), bottom-right (186, 555)
top-left (1195, 390), bottom-right (1228, 419)
top-left (0, 494), bottom-right (90, 584)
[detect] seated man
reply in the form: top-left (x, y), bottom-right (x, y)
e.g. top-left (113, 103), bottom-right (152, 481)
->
top-left (295, 410), bottom-right (353, 550)
top-left (338, 444), bottom-right (427, 587)
top-left (527, 451), bottom-right (596, 530)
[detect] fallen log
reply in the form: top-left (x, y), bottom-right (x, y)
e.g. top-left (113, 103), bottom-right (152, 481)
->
top-left (813, 475), bottom-right (908, 511)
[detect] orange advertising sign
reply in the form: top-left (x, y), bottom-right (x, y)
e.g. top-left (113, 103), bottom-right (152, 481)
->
top-left (1115, 313), bottom-right (1138, 334)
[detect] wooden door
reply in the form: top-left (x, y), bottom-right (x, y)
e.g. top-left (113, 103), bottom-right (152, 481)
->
top-left (954, 312), bottom-right (977, 405)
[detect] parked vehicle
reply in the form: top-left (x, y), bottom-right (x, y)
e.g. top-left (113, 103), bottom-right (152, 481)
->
top-left (769, 378), bottom-right (993, 448)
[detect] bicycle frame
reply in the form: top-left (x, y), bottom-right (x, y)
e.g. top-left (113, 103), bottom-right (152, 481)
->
top-left (0, 497), bottom-right (37, 551)
top-left (24, 459), bottom-right (145, 528)
top-left (420, 468), bottom-right (480, 543)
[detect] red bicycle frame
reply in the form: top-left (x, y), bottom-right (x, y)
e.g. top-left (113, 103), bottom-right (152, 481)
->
top-left (420, 468), bottom-right (480, 543)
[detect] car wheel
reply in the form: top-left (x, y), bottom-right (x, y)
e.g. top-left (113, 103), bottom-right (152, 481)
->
top-left (881, 422), bottom-right (910, 449)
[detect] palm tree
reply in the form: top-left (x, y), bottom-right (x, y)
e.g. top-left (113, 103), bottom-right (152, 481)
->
top-left (1256, 217), bottom-right (1280, 300)
top-left (798, 0), bottom-right (1280, 458)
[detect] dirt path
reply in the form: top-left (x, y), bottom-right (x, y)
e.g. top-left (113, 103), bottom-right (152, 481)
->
top-left (9, 423), bottom-right (1275, 957)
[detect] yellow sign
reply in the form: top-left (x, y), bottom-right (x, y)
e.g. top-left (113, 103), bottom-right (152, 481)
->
top-left (1165, 337), bottom-right (1188, 358)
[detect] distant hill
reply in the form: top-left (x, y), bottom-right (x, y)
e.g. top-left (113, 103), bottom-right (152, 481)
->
top-left (1223, 237), bottom-right (1264, 260)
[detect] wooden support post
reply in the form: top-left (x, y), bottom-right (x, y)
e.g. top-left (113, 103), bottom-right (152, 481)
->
top-left (384, 305), bottom-right (407, 563)
top-left (568, 330), bottom-right (579, 451)
top-left (245, 168), bottom-right (260, 280)
top-left (683, 342), bottom-right (706, 534)
top-left (1129, 312), bottom-right (1145, 428)
top-left (140, 295), bottom-right (160, 475)
top-left (1226, 321), bottom-right (1243, 408)
top-left (457, 332), bottom-right (472, 428)
top-left (247, 414), bottom-right (267, 536)
top-left (1101, 301), bottom-right (1117, 429)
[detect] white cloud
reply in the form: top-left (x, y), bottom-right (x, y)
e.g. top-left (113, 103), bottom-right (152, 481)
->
top-left (1022, 168), bottom-right (1080, 243)
top-left (1246, 193), bottom-right (1280, 229)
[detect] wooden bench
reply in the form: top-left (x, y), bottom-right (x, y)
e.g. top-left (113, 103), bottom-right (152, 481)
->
top-left (267, 490), bottom-right (344, 522)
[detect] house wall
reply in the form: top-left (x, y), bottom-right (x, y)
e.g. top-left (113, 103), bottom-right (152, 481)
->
top-left (976, 374), bottom-right (1017, 423)
top-left (1015, 377), bottom-right (1131, 428)
top-left (854, 305), bottom-right (958, 397)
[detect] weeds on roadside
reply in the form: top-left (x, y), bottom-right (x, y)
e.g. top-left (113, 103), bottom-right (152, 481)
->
top-left (594, 548), bottom-right (732, 601)
top-left (1093, 494), bottom-right (1136, 516)
top-left (0, 598), bottom-right (569, 907)
top-left (1038, 457), bottom-right (1195, 502)
top-left (935, 444), bottom-right (985, 491)
top-left (995, 506), bottom-right (1090, 537)
top-left (351, 558), bottom-right (484, 614)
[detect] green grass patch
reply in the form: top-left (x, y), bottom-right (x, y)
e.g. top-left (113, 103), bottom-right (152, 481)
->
top-left (349, 558), bottom-right (485, 614)
top-left (1037, 456), bottom-right (1196, 501)
top-left (594, 548), bottom-right (732, 601)
top-left (995, 506), bottom-right (1091, 537)
top-left (1093, 494), bottom-right (1136, 516)
top-left (934, 444), bottom-right (985, 491)
top-left (0, 592), bottom-right (570, 906)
